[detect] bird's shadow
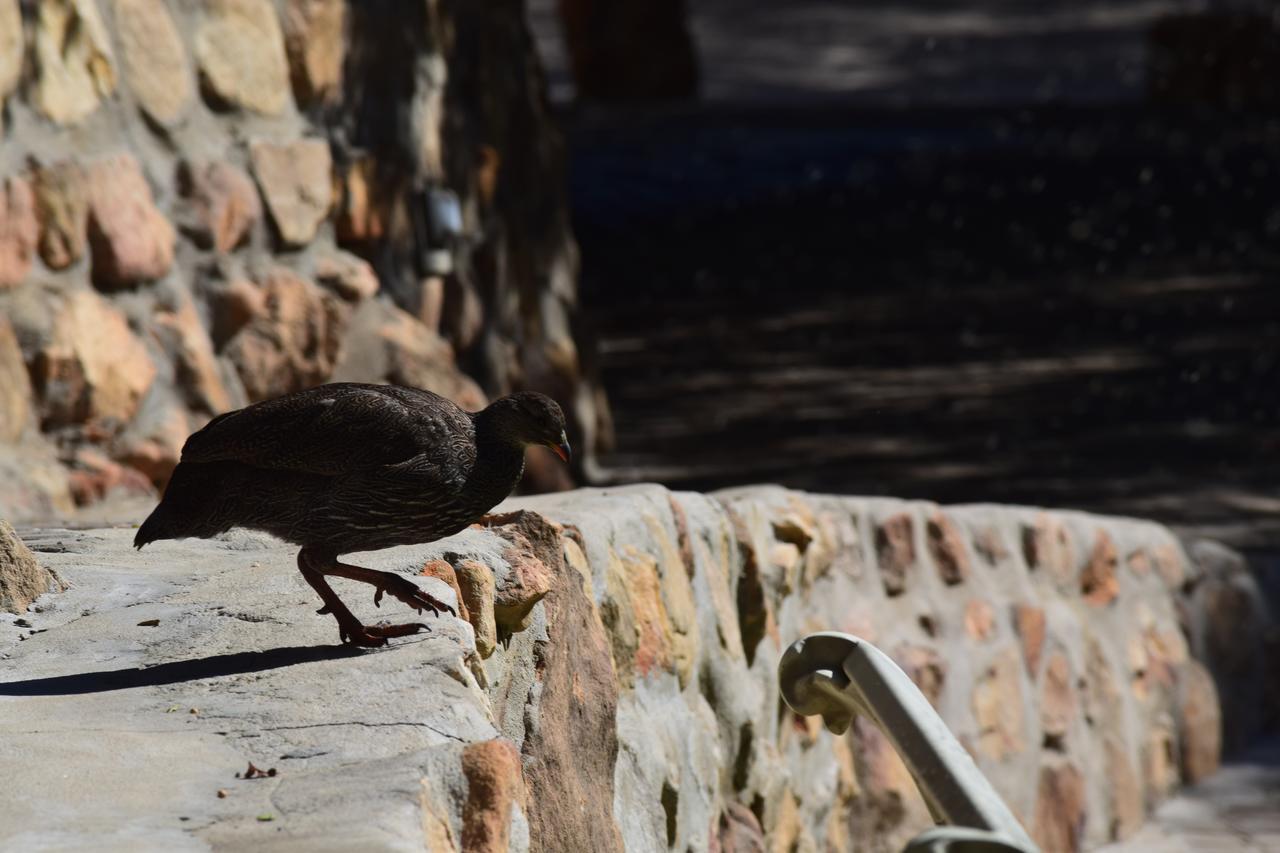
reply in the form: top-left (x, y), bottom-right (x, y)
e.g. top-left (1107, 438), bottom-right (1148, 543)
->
top-left (0, 644), bottom-right (366, 697)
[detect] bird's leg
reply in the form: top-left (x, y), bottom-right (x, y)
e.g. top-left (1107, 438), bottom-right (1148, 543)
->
top-left (297, 548), bottom-right (430, 648)
top-left (319, 556), bottom-right (456, 618)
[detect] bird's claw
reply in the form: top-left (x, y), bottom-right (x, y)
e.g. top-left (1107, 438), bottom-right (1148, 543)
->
top-left (316, 605), bottom-right (332, 615)
top-left (371, 575), bottom-right (455, 618)
top-left (338, 620), bottom-right (430, 648)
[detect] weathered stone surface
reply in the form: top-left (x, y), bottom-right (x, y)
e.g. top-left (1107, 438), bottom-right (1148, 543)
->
top-left (114, 0), bottom-right (192, 125)
top-left (196, 0), bottom-right (291, 115)
top-left (1040, 651), bottom-right (1076, 745)
top-left (0, 0), bottom-right (21, 105)
top-left (0, 317), bottom-right (32, 442)
top-left (282, 0), bottom-right (346, 105)
top-left (1081, 529), bottom-right (1119, 606)
top-left (875, 511), bottom-right (915, 596)
top-left (0, 520), bottom-right (53, 613)
top-left (32, 0), bottom-right (117, 124)
top-left (0, 176), bottom-right (38, 290)
top-left (1022, 512), bottom-right (1075, 583)
top-left (1082, 635), bottom-right (1123, 729)
top-left (314, 249), bottom-right (379, 301)
top-left (1033, 761), bottom-right (1086, 853)
top-left (1178, 660), bottom-right (1221, 784)
top-left (1013, 603), bottom-right (1047, 675)
top-left (177, 160), bottom-right (261, 253)
top-left (250, 138), bottom-right (332, 247)
top-left (461, 738), bottom-right (524, 853)
top-left (926, 511), bottom-right (971, 585)
top-left (972, 647), bottom-right (1027, 762)
top-left (32, 160), bottom-right (90, 270)
top-left (34, 289), bottom-right (157, 428)
top-left (86, 154), bottom-right (176, 287)
top-left (152, 300), bottom-right (234, 416)
top-left (222, 267), bottom-right (346, 401)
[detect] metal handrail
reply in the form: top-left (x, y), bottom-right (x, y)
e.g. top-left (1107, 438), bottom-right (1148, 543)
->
top-left (778, 632), bottom-right (1040, 853)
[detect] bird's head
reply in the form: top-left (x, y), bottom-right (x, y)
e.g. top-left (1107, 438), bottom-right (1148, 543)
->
top-left (480, 391), bottom-right (571, 462)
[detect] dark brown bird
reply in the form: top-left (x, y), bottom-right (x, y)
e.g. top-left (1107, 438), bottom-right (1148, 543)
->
top-left (135, 383), bottom-right (571, 647)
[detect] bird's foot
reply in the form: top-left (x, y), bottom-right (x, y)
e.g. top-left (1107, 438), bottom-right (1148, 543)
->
top-left (337, 619), bottom-right (430, 648)
top-left (371, 574), bottom-right (456, 617)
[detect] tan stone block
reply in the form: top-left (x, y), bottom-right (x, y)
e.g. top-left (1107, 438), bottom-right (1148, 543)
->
top-left (0, 0), bottom-right (21, 105)
top-left (178, 160), bottom-right (261, 253)
top-left (114, 0), bottom-right (192, 125)
top-left (1022, 513), bottom-right (1075, 583)
top-left (965, 599), bottom-right (996, 642)
top-left (1040, 651), bottom-right (1076, 744)
top-left (0, 316), bottom-right (32, 442)
top-left (314, 249), bottom-right (378, 301)
top-left (1013, 603), bottom-right (1047, 675)
top-left (282, 0), bottom-right (346, 105)
top-left (222, 267), bottom-right (345, 401)
top-left (1032, 760), bottom-right (1086, 853)
top-left (454, 559), bottom-right (496, 658)
top-left (460, 738), bottom-right (525, 853)
top-left (152, 299), bottom-right (234, 415)
top-left (86, 153), bottom-right (175, 287)
top-left (927, 510), bottom-right (971, 585)
top-left (972, 647), bottom-right (1027, 762)
top-left (32, 160), bottom-right (89, 270)
top-left (32, 0), bottom-right (117, 124)
top-left (36, 289), bottom-right (156, 427)
top-left (1081, 530), bottom-right (1119, 607)
top-left (1178, 660), bottom-right (1221, 784)
top-left (196, 0), bottom-right (291, 115)
top-left (250, 138), bottom-right (332, 246)
top-left (875, 511), bottom-right (915, 596)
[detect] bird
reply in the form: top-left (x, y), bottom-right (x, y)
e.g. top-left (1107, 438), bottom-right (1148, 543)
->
top-left (135, 382), bottom-right (571, 647)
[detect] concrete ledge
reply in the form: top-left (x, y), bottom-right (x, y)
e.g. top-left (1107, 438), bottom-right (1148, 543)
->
top-left (1, 485), bottom-right (1270, 851)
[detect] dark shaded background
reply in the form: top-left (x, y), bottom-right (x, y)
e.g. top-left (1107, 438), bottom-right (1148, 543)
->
top-left (530, 0), bottom-right (1280, 551)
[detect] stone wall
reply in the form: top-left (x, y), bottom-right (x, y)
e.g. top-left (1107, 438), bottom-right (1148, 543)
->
top-left (0, 0), bottom-right (604, 521)
top-left (4, 484), bottom-right (1271, 851)
top-left (503, 485), bottom-right (1259, 853)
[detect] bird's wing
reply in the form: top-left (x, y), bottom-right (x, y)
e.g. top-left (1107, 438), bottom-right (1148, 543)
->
top-left (181, 384), bottom-right (476, 478)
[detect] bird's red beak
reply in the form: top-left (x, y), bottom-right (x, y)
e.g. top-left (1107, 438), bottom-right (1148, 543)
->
top-left (547, 436), bottom-right (571, 462)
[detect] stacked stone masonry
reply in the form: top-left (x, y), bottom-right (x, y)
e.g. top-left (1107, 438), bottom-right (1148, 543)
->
top-left (3, 485), bottom-right (1272, 852)
top-left (0, 0), bottom-right (601, 520)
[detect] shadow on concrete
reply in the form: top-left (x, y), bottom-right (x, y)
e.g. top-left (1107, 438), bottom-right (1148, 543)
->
top-left (0, 645), bottom-right (365, 696)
